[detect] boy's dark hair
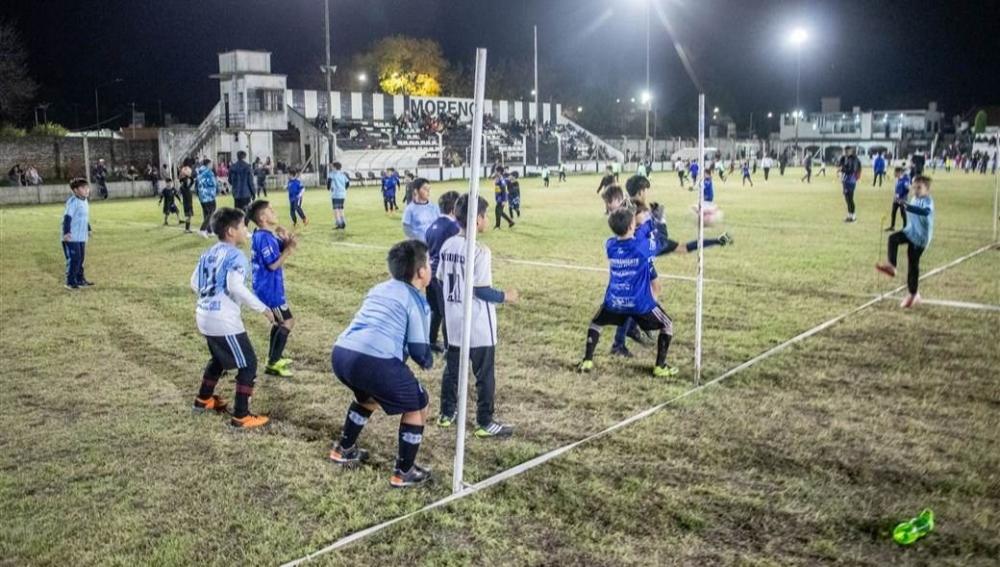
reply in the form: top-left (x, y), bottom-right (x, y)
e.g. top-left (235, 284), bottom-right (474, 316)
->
top-left (412, 177), bottom-right (430, 192)
top-left (438, 190), bottom-right (460, 215)
top-left (211, 207), bottom-right (245, 240)
top-left (247, 200), bottom-right (270, 226)
top-left (625, 175), bottom-right (650, 198)
top-left (387, 239), bottom-right (429, 282)
top-left (913, 175), bottom-right (932, 188)
top-left (69, 177), bottom-right (88, 191)
top-left (455, 193), bottom-right (489, 229)
top-left (288, 167), bottom-right (299, 176)
top-left (495, 166), bottom-right (505, 174)
top-left (202, 158), bottom-right (212, 166)
top-left (608, 208), bottom-right (635, 237)
top-left (601, 184), bottom-right (626, 207)
top-left (510, 170), bottom-right (519, 178)
top-left (894, 166), bottom-right (905, 174)
top-left (333, 161), bottom-right (342, 170)
top-left (237, 150), bottom-right (247, 160)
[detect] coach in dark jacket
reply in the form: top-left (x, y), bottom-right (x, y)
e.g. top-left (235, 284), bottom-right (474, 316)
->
top-left (229, 151), bottom-right (256, 211)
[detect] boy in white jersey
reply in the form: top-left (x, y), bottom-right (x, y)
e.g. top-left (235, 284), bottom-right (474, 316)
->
top-left (435, 194), bottom-right (519, 438)
top-left (190, 207), bottom-right (275, 428)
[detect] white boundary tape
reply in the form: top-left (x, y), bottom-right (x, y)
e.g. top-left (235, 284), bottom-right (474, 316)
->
top-left (280, 242), bottom-right (996, 566)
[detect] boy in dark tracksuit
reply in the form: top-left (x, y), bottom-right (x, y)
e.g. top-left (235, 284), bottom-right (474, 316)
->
top-left (886, 167), bottom-right (910, 231)
top-left (158, 179), bottom-right (182, 225)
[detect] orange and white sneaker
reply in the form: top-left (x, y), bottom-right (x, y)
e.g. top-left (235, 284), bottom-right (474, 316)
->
top-left (230, 414), bottom-right (270, 429)
top-left (192, 395), bottom-right (229, 414)
top-left (328, 444), bottom-right (369, 468)
top-left (390, 464), bottom-right (432, 488)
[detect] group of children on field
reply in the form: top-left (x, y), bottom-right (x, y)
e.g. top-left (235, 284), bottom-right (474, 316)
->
top-left (59, 152), bottom-right (936, 487)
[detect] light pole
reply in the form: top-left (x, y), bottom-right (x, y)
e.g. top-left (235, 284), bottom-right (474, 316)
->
top-left (789, 27), bottom-right (808, 164)
top-left (94, 78), bottom-right (123, 128)
top-left (644, 0), bottom-right (651, 159)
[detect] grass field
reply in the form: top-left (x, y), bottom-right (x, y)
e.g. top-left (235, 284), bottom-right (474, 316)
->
top-left (1, 168), bottom-right (998, 566)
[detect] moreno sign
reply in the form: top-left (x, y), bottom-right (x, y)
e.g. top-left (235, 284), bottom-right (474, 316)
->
top-left (409, 96), bottom-right (476, 120)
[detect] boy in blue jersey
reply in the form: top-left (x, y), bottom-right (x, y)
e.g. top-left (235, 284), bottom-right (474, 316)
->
top-left (402, 178), bottom-right (439, 242)
top-left (436, 194), bottom-right (518, 437)
top-left (330, 240), bottom-right (434, 488)
top-left (689, 160), bottom-right (700, 187)
top-left (886, 166), bottom-right (910, 231)
top-left (508, 171), bottom-right (522, 218)
top-left (62, 178), bottom-right (92, 289)
top-left (876, 176), bottom-right (935, 308)
top-left (741, 161), bottom-right (754, 187)
top-left (248, 200), bottom-right (299, 378)
top-left (424, 190), bottom-right (461, 352)
top-left (872, 153), bottom-right (887, 187)
top-left (381, 168), bottom-right (400, 213)
top-left (286, 168), bottom-right (308, 227)
top-left (190, 207), bottom-right (276, 429)
top-left (492, 166), bottom-right (516, 229)
top-left (327, 161), bottom-right (350, 229)
top-left (579, 207), bottom-right (679, 377)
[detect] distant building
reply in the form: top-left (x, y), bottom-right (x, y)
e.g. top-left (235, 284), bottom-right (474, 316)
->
top-left (779, 99), bottom-right (943, 161)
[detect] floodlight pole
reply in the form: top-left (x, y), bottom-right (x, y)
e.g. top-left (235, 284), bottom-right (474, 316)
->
top-left (794, 49), bottom-right (801, 165)
top-left (694, 93), bottom-right (705, 386)
top-left (453, 47), bottom-right (488, 495)
top-left (534, 25), bottom-right (539, 166)
top-left (325, 0), bottom-right (334, 164)
top-left (644, 1), bottom-right (651, 160)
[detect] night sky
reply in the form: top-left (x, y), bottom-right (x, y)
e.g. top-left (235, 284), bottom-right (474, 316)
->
top-left (5, 0), bottom-right (999, 133)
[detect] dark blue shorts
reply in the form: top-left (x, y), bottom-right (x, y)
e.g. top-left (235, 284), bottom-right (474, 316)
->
top-left (331, 346), bottom-right (428, 415)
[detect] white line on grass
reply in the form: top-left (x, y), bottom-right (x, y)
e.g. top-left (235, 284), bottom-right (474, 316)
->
top-left (878, 296), bottom-right (1000, 312)
top-left (280, 241), bottom-right (996, 566)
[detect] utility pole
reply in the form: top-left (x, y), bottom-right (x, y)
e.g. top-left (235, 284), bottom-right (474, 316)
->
top-left (325, 0), bottom-right (334, 164)
top-left (644, 0), bottom-right (651, 160)
top-left (533, 25), bottom-right (539, 167)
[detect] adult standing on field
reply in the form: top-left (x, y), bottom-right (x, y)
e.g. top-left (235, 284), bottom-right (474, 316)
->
top-left (92, 158), bottom-right (109, 199)
top-left (872, 152), bottom-right (887, 187)
top-left (839, 147), bottom-right (862, 223)
top-left (229, 151), bottom-right (256, 212)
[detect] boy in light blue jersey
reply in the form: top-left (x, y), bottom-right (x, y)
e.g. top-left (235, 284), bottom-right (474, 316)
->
top-left (286, 168), bottom-right (307, 226)
top-left (330, 240), bottom-right (434, 488)
top-left (402, 177), bottom-right (439, 242)
top-left (248, 200), bottom-right (299, 378)
top-left (327, 161), bottom-right (350, 229)
top-left (876, 176), bottom-right (935, 308)
top-left (190, 207), bottom-right (275, 429)
top-left (61, 178), bottom-right (92, 289)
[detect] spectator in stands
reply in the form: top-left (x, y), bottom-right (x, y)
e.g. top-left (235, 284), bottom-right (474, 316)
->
top-left (26, 165), bottom-right (42, 186)
top-left (229, 150), bottom-right (256, 212)
top-left (92, 159), bottom-right (109, 199)
top-left (146, 163), bottom-right (160, 195)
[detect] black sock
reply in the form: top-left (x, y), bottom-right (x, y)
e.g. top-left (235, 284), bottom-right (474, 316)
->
top-left (656, 333), bottom-right (672, 367)
top-left (185, 218), bottom-right (191, 230)
top-left (234, 383), bottom-right (253, 418)
top-left (198, 376), bottom-right (218, 399)
top-left (397, 423), bottom-right (424, 472)
top-left (268, 326), bottom-right (290, 365)
top-left (339, 402), bottom-right (373, 449)
top-left (584, 327), bottom-right (600, 360)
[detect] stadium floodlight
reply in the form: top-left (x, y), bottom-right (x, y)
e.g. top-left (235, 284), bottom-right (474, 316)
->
top-left (789, 27), bottom-right (809, 46)
top-left (767, 112), bottom-right (773, 118)
top-left (713, 106), bottom-right (719, 113)
top-left (531, 89), bottom-right (536, 96)
top-left (616, 98), bottom-right (621, 103)
top-left (641, 91), bottom-right (652, 104)
top-left (630, 97), bottom-right (636, 103)
top-left (577, 106), bottom-right (584, 113)
top-left (357, 72), bottom-right (367, 83)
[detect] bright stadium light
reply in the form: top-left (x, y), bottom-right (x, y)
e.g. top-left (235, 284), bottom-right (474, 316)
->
top-left (531, 89), bottom-right (536, 96)
top-left (641, 91), bottom-right (652, 104)
top-left (767, 112), bottom-right (773, 118)
top-left (630, 97), bottom-right (636, 103)
top-left (789, 27), bottom-right (809, 46)
top-left (358, 72), bottom-right (367, 83)
top-left (713, 106), bottom-right (719, 113)
top-left (616, 98), bottom-right (621, 103)
top-left (577, 106), bottom-right (584, 113)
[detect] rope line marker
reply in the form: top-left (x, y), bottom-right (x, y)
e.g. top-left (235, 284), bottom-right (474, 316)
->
top-left (279, 242), bottom-right (995, 566)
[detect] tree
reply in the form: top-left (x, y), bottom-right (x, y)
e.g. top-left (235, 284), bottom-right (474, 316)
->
top-left (356, 36), bottom-right (447, 96)
top-left (973, 110), bottom-right (987, 134)
top-left (0, 21), bottom-right (38, 124)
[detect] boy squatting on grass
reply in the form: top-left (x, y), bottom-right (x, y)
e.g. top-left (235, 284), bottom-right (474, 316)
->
top-left (435, 194), bottom-right (519, 438)
top-left (248, 200), bottom-right (299, 378)
top-left (191, 207), bottom-right (277, 428)
top-left (62, 178), bottom-right (93, 290)
top-left (329, 240), bottom-right (435, 488)
top-left (876, 175), bottom-right (935, 308)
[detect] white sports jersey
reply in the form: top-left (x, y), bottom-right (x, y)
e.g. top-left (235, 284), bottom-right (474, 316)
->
top-left (190, 242), bottom-right (267, 336)
top-left (436, 235), bottom-right (498, 348)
